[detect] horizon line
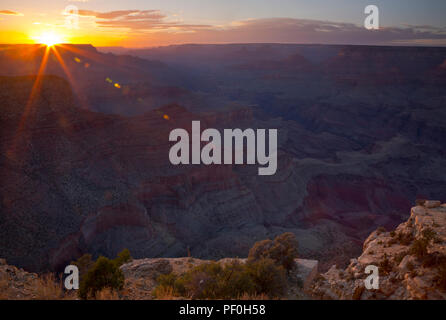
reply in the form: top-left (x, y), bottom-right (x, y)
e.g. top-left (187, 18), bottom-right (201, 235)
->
top-left (1, 42), bottom-right (446, 49)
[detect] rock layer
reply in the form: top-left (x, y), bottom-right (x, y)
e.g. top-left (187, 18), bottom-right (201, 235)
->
top-left (311, 201), bottom-right (446, 300)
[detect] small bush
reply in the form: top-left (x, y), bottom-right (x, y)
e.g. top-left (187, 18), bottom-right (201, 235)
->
top-left (74, 249), bottom-right (132, 299)
top-left (78, 256), bottom-right (125, 300)
top-left (410, 239), bottom-right (429, 260)
top-left (71, 254), bottom-right (94, 278)
top-left (422, 228), bottom-right (440, 244)
top-left (113, 248), bottom-right (132, 267)
top-left (245, 258), bottom-right (287, 298)
top-left (422, 252), bottom-right (445, 268)
top-left (248, 232), bottom-right (298, 272)
top-left (154, 259), bottom-right (287, 299)
top-left (397, 232), bottom-right (414, 246)
top-left (379, 253), bottom-right (392, 274)
top-left (79, 256), bottom-right (124, 299)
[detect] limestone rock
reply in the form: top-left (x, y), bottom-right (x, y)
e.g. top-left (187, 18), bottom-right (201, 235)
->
top-left (310, 202), bottom-right (446, 300)
top-left (294, 259), bottom-right (318, 291)
top-left (424, 200), bottom-right (441, 209)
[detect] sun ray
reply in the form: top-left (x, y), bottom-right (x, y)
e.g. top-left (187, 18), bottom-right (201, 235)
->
top-left (57, 44), bottom-right (141, 78)
top-left (51, 45), bottom-right (90, 110)
top-left (7, 45), bottom-right (50, 160)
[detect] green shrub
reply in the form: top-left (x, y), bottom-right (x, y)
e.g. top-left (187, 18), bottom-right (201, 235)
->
top-left (72, 248), bottom-right (132, 280)
top-left (79, 256), bottom-right (124, 300)
top-left (245, 258), bottom-right (287, 297)
top-left (216, 261), bottom-right (256, 298)
top-left (422, 228), bottom-right (440, 244)
top-left (397, 232), bottom-right (414, 246)
top-left (71, 253), bottom-right (94, 279)
top-left (153, 234), bottom-right (296, 300)
top-left (153, 273), bottom-right (180, 298)
top-left (379, 253), bottom-right (392, 274)
top-left (422, 252), bottom-right (445, 268)
top-left (75, 249), bottom-right (131, 299)
top-left (154, 258), bottom-right (287, 299)
top-left (157, 273), bottom-right (178, 288)
top-left (155, 261), bottom-right (254, 299)
top-left (410, 239), bottom-right (429, 259)
top-left (113, 248), bottom-right (132, 267)
top-left (248, 232), bottom-right (298, 272)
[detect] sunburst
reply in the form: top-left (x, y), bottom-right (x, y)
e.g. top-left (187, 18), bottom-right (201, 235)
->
top-left (33, 31), bottom-right (65, 47)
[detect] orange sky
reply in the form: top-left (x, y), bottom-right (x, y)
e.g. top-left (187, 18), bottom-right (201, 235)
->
top-left (1, 1), bottom-right (446, 47)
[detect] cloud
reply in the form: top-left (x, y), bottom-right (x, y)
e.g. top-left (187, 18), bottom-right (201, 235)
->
top-left (75, 10), bottom-right (446, 46)
top-left (168, 17), bottom-right (446, 46)
top-left (76, 9), bottom-right (211, 31)
top-left (77, 10), bottom-right (163, 20)
top-left (213, 18), bottom-right (446, 45)
top-left (0, 10), bottom-right (23, 16)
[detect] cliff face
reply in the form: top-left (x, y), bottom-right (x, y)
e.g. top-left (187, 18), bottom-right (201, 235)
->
top-left (0, 75), bottom-right (263, 271)
top-left (311, 201), bottom-right (446, 300)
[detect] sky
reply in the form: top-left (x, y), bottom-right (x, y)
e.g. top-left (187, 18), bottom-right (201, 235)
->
top-left (0, 0), bottom-right (445, 47)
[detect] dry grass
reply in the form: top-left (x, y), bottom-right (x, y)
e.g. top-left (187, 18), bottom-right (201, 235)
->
top-left (237, 293), bottom-right (271, 300)
top-left (95, 287), bottom-right (121, 300)
top-left (33, 274), bottom-right (65, 300)
top-left (153, 285), bottom-right (177, 300)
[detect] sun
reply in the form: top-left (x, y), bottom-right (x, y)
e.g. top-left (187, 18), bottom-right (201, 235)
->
top-left (33, 31), bottom-right (65, 47)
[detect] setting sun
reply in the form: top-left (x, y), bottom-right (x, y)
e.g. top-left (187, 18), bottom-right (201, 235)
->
top-left (32, 31), bottom-right (65, 46)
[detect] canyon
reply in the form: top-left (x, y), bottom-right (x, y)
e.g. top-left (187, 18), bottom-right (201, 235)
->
top-left (0, 44), bottom-right (445, 273)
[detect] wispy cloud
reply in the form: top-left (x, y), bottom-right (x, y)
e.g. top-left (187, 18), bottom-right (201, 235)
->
top-left (0, 10), bottom-right (23, 16)
top-left (75, 9), bottom-right (446, 46)
top-left (214, 18), bottom-right (446, 45)
top-left (76, 9), bottom-right (211, 31)
top-left (77, 10), bottom-right (163, 20)
top-left (167, 17), bottom-right (446, 46)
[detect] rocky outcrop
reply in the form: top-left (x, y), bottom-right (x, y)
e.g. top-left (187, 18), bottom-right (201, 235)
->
top-left (311, 201), bottom-right (446, 300)
top-left (0, 258), bottom-right (73, 300)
